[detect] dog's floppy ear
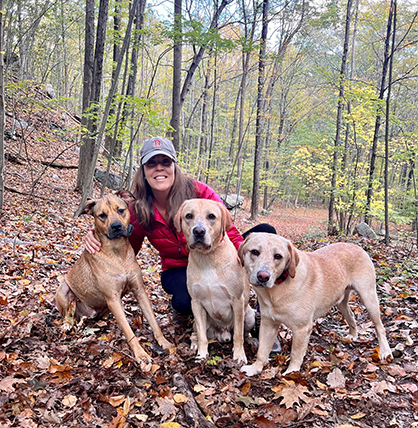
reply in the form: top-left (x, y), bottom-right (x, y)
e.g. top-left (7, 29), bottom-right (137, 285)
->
top-left (80, 198), bottom-right (97, 216)
top-left (173, 201), bottom-right (186, 233)
top-left (238, 235), bottom-right (251, 266)
top-left (217, 202), bottom-right (232, 236)
top-left (116, 190), bottom-right (135, 205)
top-left (287, 241), bottom-right (300, 278)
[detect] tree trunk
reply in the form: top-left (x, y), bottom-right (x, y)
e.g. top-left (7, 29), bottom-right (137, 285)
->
top-left (384, 0), bottom-right (396, 244)
top-left (365, 3), bottom-right (393, 224)
top-left (234, 0), bottom-right (258, 198)
top-left (104, 0), bottom-right (122, 159)
top-left (250, 0), bottom-right (269, 220)
top-left (206, 54), bottom-right (218, 183)
top-left (170, 0), bottom-right (182, 152)
top-left (0, 0), bottom-right (5, 211)
top-left (76, 0), bottom-right (98, 193)
top-left (328, 0), bottom-right (353, 234)
top-left (75, 0), bottom-right (138, 216)
top-left (198, 70), bottom-right (210, 181)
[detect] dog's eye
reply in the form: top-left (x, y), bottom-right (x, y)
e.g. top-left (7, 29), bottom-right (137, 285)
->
top-left (98, 213), bottom-right (107, 220)
top-left (251, 249), bottom-right (260, 256)
top-left (208, 213), bottom-right (216, 220)
top-left (185, 213), bottom-right (193, 220)
top-left (117, 208), bottom-right (125, 215)
top-left (274, 254), bottom-right (283, 260)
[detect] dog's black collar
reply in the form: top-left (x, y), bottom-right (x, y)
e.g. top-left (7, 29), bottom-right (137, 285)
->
top-left (275, 270), bottom-right (289, 285)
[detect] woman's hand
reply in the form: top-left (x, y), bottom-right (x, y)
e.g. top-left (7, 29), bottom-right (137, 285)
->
top-left (84, 230), bottom-right (101, 254)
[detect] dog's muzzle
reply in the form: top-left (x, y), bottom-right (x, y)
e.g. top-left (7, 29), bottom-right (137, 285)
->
top-left (190, 225), bottom-right (211, 250)
top-left (253, 270), bottom-right (271, 287)
top-left (107, 222), bottom-right (131, 239)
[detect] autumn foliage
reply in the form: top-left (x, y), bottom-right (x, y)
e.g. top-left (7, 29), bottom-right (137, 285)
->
top-left (1, 91), bottom-right (418, 427)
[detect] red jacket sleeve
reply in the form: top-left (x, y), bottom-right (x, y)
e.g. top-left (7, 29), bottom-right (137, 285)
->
top-left (194, 181), bottom-right (244, 250)
top-left (128, 203), bottom-right (145, 255)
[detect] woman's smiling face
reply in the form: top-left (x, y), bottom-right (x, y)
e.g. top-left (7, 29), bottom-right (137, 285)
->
top-left (143, 154), bottom-right (175, 195)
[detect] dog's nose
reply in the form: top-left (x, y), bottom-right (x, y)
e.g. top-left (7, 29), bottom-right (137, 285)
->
top-left (110, 222), bottom-right (122, 232)
top-left (257, 271), bottom-right (270, 283)
top-left (193, 226), bottom-right (206, 238)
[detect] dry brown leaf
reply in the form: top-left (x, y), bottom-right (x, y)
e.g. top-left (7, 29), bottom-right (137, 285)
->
top-left (241, 381), bottom-right (251, 395)
top-left (253, 415), bottom-right (275, 428)
top-left (0, 376), bottom-right (26, 392)
top-left (337, 425), bottom-right (360, 428)
top-left (370, 380), bottom-right (397, 394)
top-left (62, 394), bottom-right (77, 408)
top-left (122, 396), bottom-right (131, 415)
top-left (327, 368), bottom-right (346, 389)
top-left (159, 423), bottom-right (183, 428)
top-left (351, 412), bottom-right (367, 420)
top-left (109, 395), bottom-right (125, 407)
top-left (154, 397), bottom-right (177, 422)
top-left (173, 393), bottom-right (188, 404)
top-left (193, 384), bottom-right (206, 393)
top-left (386, 365), bottom-right (407, 377)
top-left (108, 414), bottom-right (126, 428)
top-left (273, 381), bottom-right (311, 409)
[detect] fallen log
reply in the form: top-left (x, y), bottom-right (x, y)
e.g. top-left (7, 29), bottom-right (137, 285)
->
top-left (172, 373), bottom-right (216, 428)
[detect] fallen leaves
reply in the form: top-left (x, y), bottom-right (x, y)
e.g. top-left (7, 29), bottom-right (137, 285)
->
top-left (1, 125), bottom-right (418, 428)
top-left (327, 368), bottom-right (346, 389)
top-left (272, 380), bottom-right (311, 408)
top-left (0, 376), bottom-right (26, 392)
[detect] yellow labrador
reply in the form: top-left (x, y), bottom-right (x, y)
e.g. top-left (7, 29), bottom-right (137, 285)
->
top-left (238, 233), bottom-right (392, 375)
top-left (174, 199), bottom-right (255, 363)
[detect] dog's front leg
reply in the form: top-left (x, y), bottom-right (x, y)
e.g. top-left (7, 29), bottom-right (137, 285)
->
top-left (241, 315), bottom-right (278, 376)
top-left (191, 300), bottom-right (209, 360)
top-left (105, 292), bottom-right (152, 372)
top-left (283, 324), bottom-right (312, 375)
top-left (232, 300), bottom-right (247, 364)
top-left (130, 276), bottom-right (174, 351)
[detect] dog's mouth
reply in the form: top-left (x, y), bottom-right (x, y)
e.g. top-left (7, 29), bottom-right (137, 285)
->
top-left (106, 224), bottom-right (133, 240)
top-left (189, 240), bottom-right (212, 251)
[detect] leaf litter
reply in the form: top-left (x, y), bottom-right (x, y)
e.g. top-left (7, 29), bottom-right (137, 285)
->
top-left (1, 89), bottom-right (418, 427)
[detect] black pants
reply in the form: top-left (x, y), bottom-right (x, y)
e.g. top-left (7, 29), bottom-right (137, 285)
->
top-left (161, 223), bottom-right (277, 315)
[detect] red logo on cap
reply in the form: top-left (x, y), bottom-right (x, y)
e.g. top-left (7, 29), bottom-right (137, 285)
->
top-left (154, 139), bottom-right (161, 147)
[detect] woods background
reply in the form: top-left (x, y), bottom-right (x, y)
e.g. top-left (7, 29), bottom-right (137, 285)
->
top-left (0, 0), bottom-right (417, 237)
top-left (1, 1), bottom-right (418, 427)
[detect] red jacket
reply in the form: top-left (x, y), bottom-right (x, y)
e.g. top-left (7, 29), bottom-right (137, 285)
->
top-left (128, 181), bottom-right (243, 271)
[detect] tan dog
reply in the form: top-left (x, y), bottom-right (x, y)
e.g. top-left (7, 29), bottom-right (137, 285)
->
top-left (174, 199), bottom-right (255, 363)
top-left (54, 194), bottom-right (173, 372)
top-left (238, 233), bottom-right (392, 375)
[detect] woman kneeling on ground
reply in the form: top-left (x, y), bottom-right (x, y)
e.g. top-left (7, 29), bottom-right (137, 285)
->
top-left (84, 137), bottom-right (280, 353)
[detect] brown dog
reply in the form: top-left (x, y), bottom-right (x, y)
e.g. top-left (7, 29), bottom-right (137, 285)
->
top-left (174, 199), bottom-right (255, 363)
top-left (54, 194), bottom-right (173, 372)
top-left (238, 233), bottom-right (392, 375)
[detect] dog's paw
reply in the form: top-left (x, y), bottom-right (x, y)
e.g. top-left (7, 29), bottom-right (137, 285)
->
top-left (190, 332), bottom-right (198, 351)
top-left (139, 359), bottom-right (153, 373)
top-left (241, 363), bottom-right (262, 377)
top-left (159, 338), bottom-right (175, 351)
top-left (196, 351), bottom-right (208, 361)
top-left (344, 332), bottom-right (358, 341)
top-left (379, 346), bottom-right (393, 361)
top-left (245, 336), bottom-right (259, 348)
top-left (233, 350), bottom-right (247, 365)
top-left (282, 365), bottom-right (301, 375)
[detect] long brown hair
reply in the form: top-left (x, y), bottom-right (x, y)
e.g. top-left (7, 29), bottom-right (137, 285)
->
top-left (131, 163), bottom-right (197, 232)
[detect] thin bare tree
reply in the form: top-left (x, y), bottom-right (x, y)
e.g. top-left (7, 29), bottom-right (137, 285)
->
top-left (250, 0), bottom-right (269, 220)
top-left (328, 0), bottom-right (353, 234)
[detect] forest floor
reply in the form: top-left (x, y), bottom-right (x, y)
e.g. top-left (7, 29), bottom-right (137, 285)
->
top-left (1, 91), bottom-right (418, 428)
